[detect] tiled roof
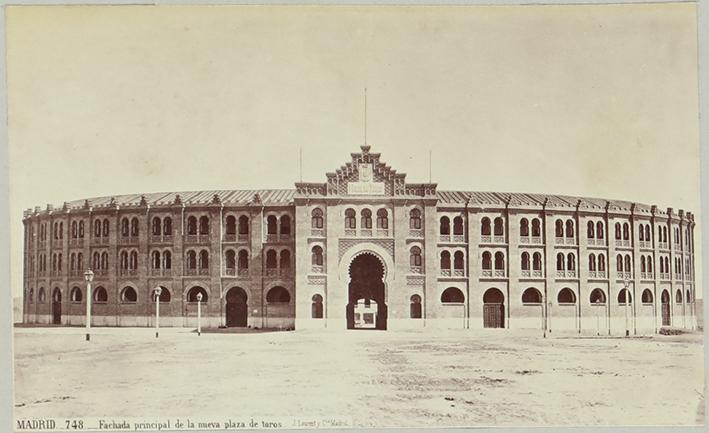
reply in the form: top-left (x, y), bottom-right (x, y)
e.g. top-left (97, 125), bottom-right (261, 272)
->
top-left (43, 188), bottom-right (662, 214)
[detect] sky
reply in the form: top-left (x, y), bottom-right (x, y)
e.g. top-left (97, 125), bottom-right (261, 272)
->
top-left (6, 4), bottom-right (700, 297)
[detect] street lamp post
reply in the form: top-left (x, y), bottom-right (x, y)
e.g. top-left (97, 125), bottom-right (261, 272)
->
top-left (596, 299), bottom-right (601, 336)
top-left (83, 269), bottom-right (94, 341)
top-left (196, 292), bottom-right (203, 336)
top-left (623, 278), bottom-right (630, 337)
top-left (154, 287), bottom-right (162, 338)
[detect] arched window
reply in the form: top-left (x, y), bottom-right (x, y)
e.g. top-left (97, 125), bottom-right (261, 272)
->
top-left (453, 217), bottom-right (464, 235)
top-left (187, 216), bottom-right (197, 235)
top-left (440, 251), bottom-right (451, 270)
top-left (638, 225), bottom-right (644, 241)
top-left (493, 217), bottom-right (504, 236)
top-left (121, 218), bottom-right (130, 237)
top-left (521, 252), bottom-right (530, 270)
top-left (312, 246), bottom-right (324, 266)
top-left (94, 286), bottom-right (108, 303)
top-left (453, 251), bottom-right (464, 270)
top-left (410, 246), bottom-right (422, 267)
top-left (70, 253), bottom-right (76, 271)
top-left (641, 289), bottom-right (653, 304)
top-left (187, 286), bottom-right (208, 303)
top-left (345, 209), bottom-right (356, 229)
top-left (567, 253), bottom-right (576, 271)
top-left (646, 256), bottom-right (652, 273)
top-left (163, 217), bottom-right (172, 235)
top-left (153, 287), bottom-right (171, 303)
top-left (266, 286), bottom-right (290, 303)
top-left (555, 219), bottom-right (564, 237)
top-left (556, 253), bottom-right (565, 271)
top-left (615, 223), bottom-right (621, 240)
top-left (410, 294), bottom-right (422, 319)
top-left (409, 209), bottom-right (422, 230)
top-left (596, 221), bottom-right (604, 239)
top-left (598, 253), bottom-right (606, 271)
top-left (152, 217), bottom-right (161, 236)
top-left (494, 252), bottom-right (505, 270)
top-left (163, 251), bottom-right (171, 269)
top-left (618, 289), bottom-right (632, 304)
top-left (686, 289), bottom-right (692, 303)
top-left (589, 253), bottom-right (596, 271)
top-left (266, 250), bottom-right (277, 269)
top-left (38, 287), bottom-right (46, 303)
top-left (152, 251), bottom-right (161, 269)
top-left (70, 287), bottom-right (82, 303)
top-left (120, 286), bottom-right (138, 303)
top-left (440, 216), bottom-right (450, 235)
top-left (558, 288), bottom-right (576, 304)
top-left (238, 216), bottom-right (249, 235)
top-left (198, 250), bottom-right (209, 269)
top-left (280, 250), bottom-right (291, 269)
top-left (225, 250), bottom-right (236, 269)
top-left (565, 220), bottom-right (574, 238)
top-left (482, 251), bottom-right (492, 270)
top-left (129, 251), bottom-right (138, 269)
top-left (531, 219), bottom-right (541, 237)
top-left (29, 288), bottom-right (34, 303)
top-left (361, 209), bottom-right (372, 229)
top-left (199, 216), bottom-right (209, 235)
top-left (280, 215), bottom-right (291, 235)
top-left (186, 250), bottom-right (197, 269)
top-left (266, 215), bottom-right (278, 235)
top-left (675, 289), bottom-right (682, 303)
top-left (312, 294), bottom-right (324, 318)
top-left (616, 254), bottom-right (623, 272)
top-left (662, 226), bottom-right (668, 242)
top-left (238, 250), bottom-right (249, 269)
top-left (441, 287), bottom-right (465, 303)
top-left (645, 225), bottom-right (651, 241)
top-left (102, 219), bottom-right (109, 237)
top-left (532, 252), bottom-right (542, 271)
top-left (377, 209), bottom-right (389, 229)
top-left (622, 223), bottom-right (629, 240)
top-left (93, 252), bottom-right (100, 270)
top-left (481, 217), bottom-right (491, 236)
top-left (71, 221), bottom-right (78, 238)
top-left (94, 220), bottom-right (101, 237)
top-left (130, 218), bottom-right (139, 236)
top-left (225, 215), bottom-right (236, 235)
top-left (101, 252), bottom-right (108, 269)
top-left (311, 209), bottom-right (324, 229)
top-left (587, 221), bottom-right (594, 238)
top-left (520, 218), bottom-right (529, 237)
top-left (590, 288), bottom-right (606, 304)
top-left (522, 288), bottom-right (542, 304)
top-left (624, 255), bottom-right (631, 272)
top-left (640, 256), bottom-right (646, 272)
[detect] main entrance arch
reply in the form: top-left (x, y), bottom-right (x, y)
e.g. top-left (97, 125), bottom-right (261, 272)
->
top-left (51, 288), bottom-right (62, 325)
top-left (346, 253), bottom-right (387, 330)
top-left (226, 287), bottom-right (248, 327)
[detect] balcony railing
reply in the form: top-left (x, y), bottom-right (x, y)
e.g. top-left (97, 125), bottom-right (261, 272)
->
top-left (556, 270), bottom-right (577, 278)
top-left (238, 234), bottom-right (249, 242)
top-left (616, 271), bottom-right (632, 280)
top-left (376, 229), bottom-right (389, 237)
top-left (587, 238), bottom-right (606, 246)
top-left (150, 269), bottom-right (172, 277)
top-left (658, 241), bottom-right (669, 250)
top-left (531, 236), bottom-right (542, 244)
top-left (265, 268), bottom-right (278, 277)
top-left (494, 269), bottom-right (506, 277)
top-left (588, 270), bottom-right (597, 278)
top-left (311, 265), bottom-right (324, 274)
top-left (440, 234), bottom-right (451, 242)
top-left (224, 234), bottom-right (237, 242)
top-left (38, 270), bottom-right (47, 277)
top-left (91, 238), bottom-right (106, 245)
top-left (615, 239), bottom-right (631, 247)
top-left (521, 269), bottom-right (530, 277)
top-left (409, 266), bottom-right (422, 274)
top-left (225, 268), bottom-right (236, 276)
top-left (119, 236), bottom-right (139, 245)
top-left (265, 234), bottom-right (278, 242)
top-left (640, 272), bottom-right (653, 280)
top-left (453, 269), bottom-right (465, 277)
top-left (70, 238), bottom-right (84, 247)
top-left (481, 269), bottom-right (492, 277)
top-left (639, 240), bottom-right (651, 249)
top-left (280, 234), bottom-right (292, 242)
top-left (675, 273), bottom-right (682, 280)
top-left (597, 270), bottom-right (606, 278)
top-left (453, 234), bottom-right (465, 243)
top-left (185, 269), bottom-right (197, 276)
top-left (96, 269), bottom-right (109, 276)
top-left (440, 269), bottom-right (451, 277)
top-left (119, 269), bottom-right (138, 277)
top-left (150, 235), bottom-right (173, 244)
top-left (532, 270), bottom-right (543, 278)
top-left (409, 229), bottom-right (424, 238)
top-left (344, 229), bottom-right (356, 237)
top-left (480, 235), bottom-right (491, 243)
top-left (659, 272), bottom-right (670, 280)
top-left (237, 269), bottom-right (249, 277)
top-left (493, 235), bottom-right (505, 244)
top-left (361, 229), bottom-right (373, 237)
top-left (310, 229), bottom-right (325, 238)
top-left (198, 268), bottom-right (210, 276)
top-left (280, 268), bottom-right (292, 277)
top-left (69, 269), bottom-right (81, 277)
top-left (50, 270), bottom-right (61, 277)
top-left (520, 237), bottom-right (530, 244)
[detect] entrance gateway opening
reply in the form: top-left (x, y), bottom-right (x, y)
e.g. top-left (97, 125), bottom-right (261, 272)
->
top-left (226, 287), bottom-right (248, 327)
top-left (347, 253), bottom-right (387, 330)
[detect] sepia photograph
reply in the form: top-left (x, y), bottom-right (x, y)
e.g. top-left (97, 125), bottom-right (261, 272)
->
top-left (5, 2), bottom-right (704, 431)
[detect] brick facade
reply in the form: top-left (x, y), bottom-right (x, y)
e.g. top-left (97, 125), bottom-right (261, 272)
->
top-left (21, 146), bottom-right (698, 334)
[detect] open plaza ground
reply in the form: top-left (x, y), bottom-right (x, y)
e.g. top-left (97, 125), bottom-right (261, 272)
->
top-left (12, 326), bottom-right (705, 428)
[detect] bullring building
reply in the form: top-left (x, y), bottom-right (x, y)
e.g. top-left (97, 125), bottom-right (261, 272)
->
top-left (22, 145), bottom-right (698, 333)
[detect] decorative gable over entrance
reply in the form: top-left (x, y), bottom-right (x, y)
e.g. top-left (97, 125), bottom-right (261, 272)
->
top-left (295, 145), bottom-right (437, 198)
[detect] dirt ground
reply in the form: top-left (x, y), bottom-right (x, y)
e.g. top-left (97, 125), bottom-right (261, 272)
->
top-left (12, 327), bottom-right (705, 427)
